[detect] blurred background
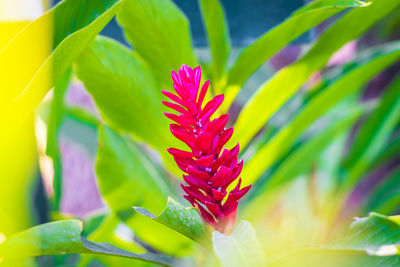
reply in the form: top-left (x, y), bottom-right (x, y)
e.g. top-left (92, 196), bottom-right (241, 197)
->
top-left (1, 0), bottom-right (400, 266)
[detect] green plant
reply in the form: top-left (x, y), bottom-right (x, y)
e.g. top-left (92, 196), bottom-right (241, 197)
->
top-left (1, 0), bottom-right (400, 266)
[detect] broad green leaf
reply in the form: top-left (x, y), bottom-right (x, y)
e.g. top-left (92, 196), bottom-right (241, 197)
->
top-left (332, 213), bottom-right (400, 255)
top-left (0, 0), bottom-right (121, 133)
top-left (232, 0), bottom-right (400, 148)
top-left (223, 0), bottom-right (368, 110)
top-left (117, 0), bottom-right (197, 87)
top-left (199, 0), bottom-right (230, 84)
top-left (75, 36), bottom-right (170, 151)
top-left (269, 213), bottom-right (400, 267)
top-left (96, 125), bottom-right (192, 255)
top-left (242, 45), bottom-right (400, 185)
top-left (0, 220), bottom-right (176, 265)
top-left (212, 220), bottom-right (266, 267)
top-left (341, 74), bottom-right (400, 190)
top-left (133, 197), bottom-right (210, 247)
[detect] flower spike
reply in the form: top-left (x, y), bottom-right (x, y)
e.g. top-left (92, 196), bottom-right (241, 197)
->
top-left (163, 64), bottom-right (251, 234)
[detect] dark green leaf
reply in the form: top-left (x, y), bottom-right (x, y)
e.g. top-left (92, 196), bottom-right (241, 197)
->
top-left (365, 135), bottom-right (400, 173)
top-left (364, 169), bottom-right (400, 220)
top-left (342, 74), bottom-right (400, 190)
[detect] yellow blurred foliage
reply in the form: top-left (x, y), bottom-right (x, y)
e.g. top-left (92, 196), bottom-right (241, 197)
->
top-left (0, 0), bottom-right (51, 238)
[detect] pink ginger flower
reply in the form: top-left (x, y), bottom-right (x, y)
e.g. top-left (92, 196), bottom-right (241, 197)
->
top-left (162, 64), bottom-right (251, 234)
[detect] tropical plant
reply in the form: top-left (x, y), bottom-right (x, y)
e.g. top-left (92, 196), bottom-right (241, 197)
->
top-left (1, 0), bottom-right (400, 266)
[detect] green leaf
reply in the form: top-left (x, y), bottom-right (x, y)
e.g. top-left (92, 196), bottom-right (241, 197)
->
top-left (223, 0), bottom-right (368, 110)
top-left (96, 125), bottom-right (192, 255)
top-left (77, 214), bottom-right (152, 267)
top-left (212, 220), bottom-right (266, 267)
top-left (364, 168), bottom-right (400, 217)
top-left (332, 213), bottom-right (400, 255)
top-left (75, 36), bottom-right (170, 149)
top-left (293, 0), bottom-right (370, 15)
top-left (232, 0), bottom-right (400, 148)
top-left (244, 108), bottom-right (363, 220)
top-left (365, 134), bottom-right (400, 174)
top-left (341, 74), bottom-right (400, 190)
top-left (0, 220), bottom-right (176, 266)
top-left (46, 68), bottom-right (72, 211)
top-left (96, 124), bottom-right (171, 215)
top-left (199, 0), bottom-right (230, 84)
top-left (242, 45), bottom-right (400, 185)
top-left (267, 108), bottom-right (363, 190)
top-left (0, 0), bottom-right (121, 128)
top-left (117, 0), bottom-right (197, 87)
top-left (133, 197), bottom-right (210, 248)
top-left (269, 213), bottom-right (400, 267)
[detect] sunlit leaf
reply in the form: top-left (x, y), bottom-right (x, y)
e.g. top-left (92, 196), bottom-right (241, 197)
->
top-left (117, 0), bottom-right (197, 87)
top-left (332, 213), bottom-right (400, 255)
top-left (269, 213), bottom-right (400, 267)
top-left (267, 109), bottom-right (363, 190)
top-left (223, 0), bottom-right (369, 110)
top-left (244, 107), bottom-right (363, 220)
top-left (232, 0), bottom-right (400, 148)
top-left (134, 197), bottom-right (210, 248)
top-left (212, 221), bottom-right (266, 267)
top-left (0, 0), bottom-right (121, 130)
top-left (75, 36), bottom-right (170, 152)
top-left (243, 45), bottom-right (400, 185)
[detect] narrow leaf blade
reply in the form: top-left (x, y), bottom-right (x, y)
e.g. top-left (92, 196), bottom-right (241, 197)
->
top-left (232, 0), bottom-right (400, 148)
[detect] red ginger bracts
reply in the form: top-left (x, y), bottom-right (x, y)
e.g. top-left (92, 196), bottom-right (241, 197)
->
top-left (162, 64), bottom-right (251, 234)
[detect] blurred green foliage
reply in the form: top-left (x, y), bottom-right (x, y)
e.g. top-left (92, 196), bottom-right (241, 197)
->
top-left (1, 0), bottom-right (400, 266)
